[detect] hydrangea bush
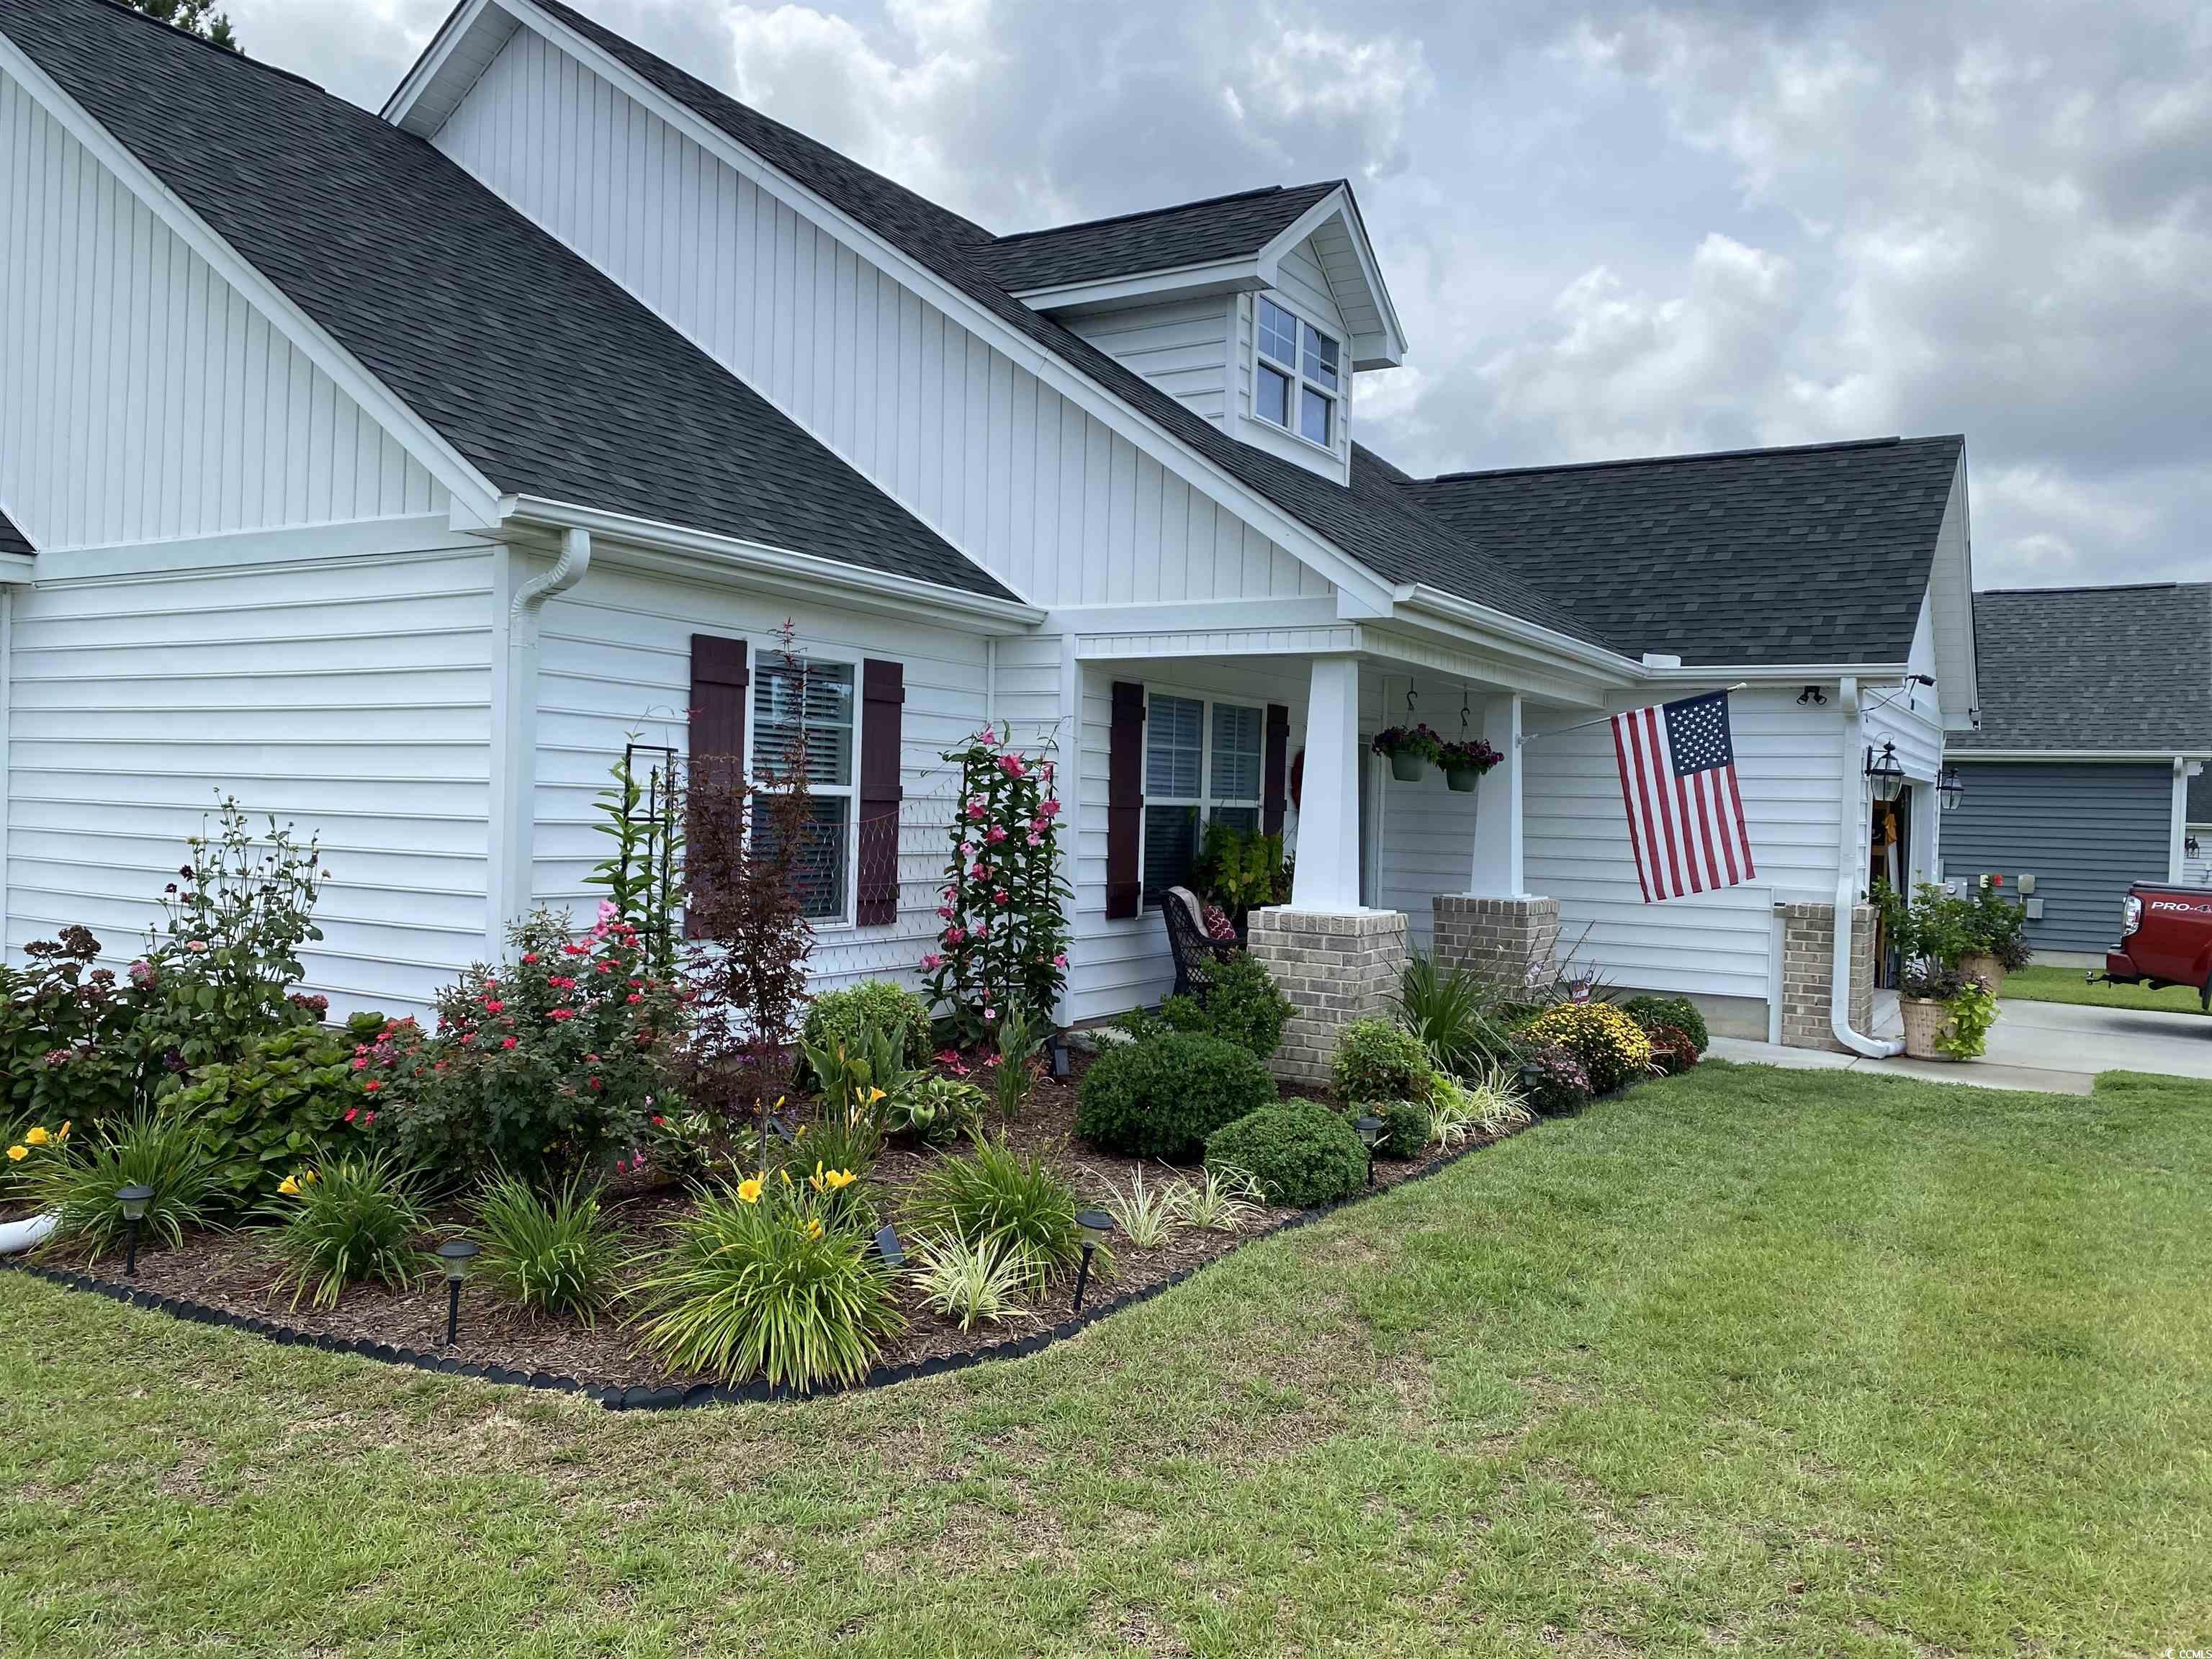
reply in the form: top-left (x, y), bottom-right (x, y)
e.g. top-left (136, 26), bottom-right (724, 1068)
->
top-left (918, 727), bottom-right (1071, 1049)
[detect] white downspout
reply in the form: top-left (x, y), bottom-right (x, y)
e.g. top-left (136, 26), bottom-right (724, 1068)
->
top-left (0, 585), bottom-right (12, 968)
top-left (1833, 675), bottom-right (1902, 1058)
top-left (493, 527), bottom-right (592, 943)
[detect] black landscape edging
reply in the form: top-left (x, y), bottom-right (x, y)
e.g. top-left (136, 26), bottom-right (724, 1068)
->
top-left (0, 1095), bottom-right (1586, 1411)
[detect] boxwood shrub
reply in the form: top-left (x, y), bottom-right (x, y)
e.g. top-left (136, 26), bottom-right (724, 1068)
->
top-left (1331, 1018), bottom-right (1433, 1104)
top-left (1156, 953), bottom-right (1295, 1061)
top-left (1075, 1031), bottom-right (1276, 1161)
top-left (1619, 994), bottom-right (1709, 1056)
top-left (1204, 1099), bottom-right (1368, 1208)
top-left (1374, 1097), bottom-right (1431, 1160)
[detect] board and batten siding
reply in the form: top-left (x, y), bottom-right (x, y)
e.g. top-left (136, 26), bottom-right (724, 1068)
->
top-left (1364, 669), bottom-right (1480, 953)
top-left (1942, 761), bottom-right (2172, 953)
top-left (429, 24), bottom-right (1326, 609)
top-left (1521, 689), bottom-right (1847, 1004)
top-left (4, 536), bottom-right (496, 1012)
top-left (529, 562), bottom-right (992, 994)
top-left (0, 66), bottom-right (448, 554)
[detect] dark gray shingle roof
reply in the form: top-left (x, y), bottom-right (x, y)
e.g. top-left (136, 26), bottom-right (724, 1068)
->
top-left (524, 0), bottom-right (1611, 650)
top-left (1395, 437), bottom-right (1966, 667)
top-left (0, 0), bottom-right (1013, 601)
top-left (0, 508), bottom-right (30, 558)
top-left (1951, 583), bottom-right (2212, 754)
top-left (973, 182), bottom-right (1341, 294)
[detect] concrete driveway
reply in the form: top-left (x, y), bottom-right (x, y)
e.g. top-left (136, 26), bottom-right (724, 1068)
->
top-left (1711, 989), bottom-right (2212, 1095)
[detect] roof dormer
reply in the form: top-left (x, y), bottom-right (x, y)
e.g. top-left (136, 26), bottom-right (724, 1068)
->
top-left (979, 182), bottom-right (1406, 486)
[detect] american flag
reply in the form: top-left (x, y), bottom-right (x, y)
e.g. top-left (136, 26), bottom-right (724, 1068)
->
top-left (1609, 691), bottom-right (1756, 903)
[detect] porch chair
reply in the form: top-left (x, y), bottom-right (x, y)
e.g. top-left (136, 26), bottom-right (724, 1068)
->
top-left (1163, 886), bottom-right (1240, 1002)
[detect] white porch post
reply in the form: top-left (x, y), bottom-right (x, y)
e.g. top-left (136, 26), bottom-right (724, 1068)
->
top-left (1290, 654), bottom-right (1364, 912)
top-left (1466, 693), bottom-right (1525, 896)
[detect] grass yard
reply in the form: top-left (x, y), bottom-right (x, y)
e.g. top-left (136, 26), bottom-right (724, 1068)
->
top-left (4, 1064), bottom-right (2210, 1657)
top-left (2002, 961), bottom-right (2207, 1015)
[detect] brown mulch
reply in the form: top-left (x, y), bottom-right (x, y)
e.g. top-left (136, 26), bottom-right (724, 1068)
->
top-left (15, 1056), bottom-right (1516, 1393)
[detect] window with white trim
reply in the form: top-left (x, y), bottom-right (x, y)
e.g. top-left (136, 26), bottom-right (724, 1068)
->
top-left (749, 657), bottom-right (857, 923)
top-left (1254, 295), bottom-right (1341, 450)
top-left (1141, 692), bottom-right (1267, 904)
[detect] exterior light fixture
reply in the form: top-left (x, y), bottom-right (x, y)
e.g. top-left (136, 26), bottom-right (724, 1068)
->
top-left (2188, 835), bottom-right (2201, 860)
top-left (436, 1238), bottom-right (480, 1346)
top-left (1353, 1114), bottom-right (1385, 1184)
top-left (1048, 1038), bottom-right (1072, 1082)
top-left (1864, 741), bottom-right (1907, 804)
top-left (1797, 685), bottom-right (1828, 706)
top-left (1938, 765), bottom-right (1966, 813)
top-left (115, 1184), bottom-right (154, 1278)
top-left (1071, 1208), bottom-right (1114, 1311)
top-left (872, 1223), bottom-right (906, 1271)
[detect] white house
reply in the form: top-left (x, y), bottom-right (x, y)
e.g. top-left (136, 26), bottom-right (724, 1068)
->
top-left (0, 0), bottom-right (1981, 1077)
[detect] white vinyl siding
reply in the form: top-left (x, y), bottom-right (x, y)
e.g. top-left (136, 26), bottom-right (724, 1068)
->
top-left (0, 66), bottom-right (449, 554)
top-left (431, 24), bottom-right (1328, 609)
top-left (529, 563), bottom-right (991, 993)
top-left (1231, 236), bottom-right (1352, 483)
top-left (4, 537), bottom-right (495, 1013)
top-left (1362, 670), bottom-right (1483, 954)
top-left (1065, 296), bottom-right (1231, 426)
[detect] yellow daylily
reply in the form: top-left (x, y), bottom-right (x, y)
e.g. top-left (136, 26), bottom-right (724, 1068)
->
top-left (302, 1169), bottom-right (320, 1185)
top-left (778, 1168), bottom-right (791, 1184)
top-left (866, 1086), bottom-right (886, 1105)
top-left (822, 1168), bottom-right (856, 1191)
top-left (57, 1121), bottom-right (71, 1140)
top-left (24, 1126), bottom-right (50, 1146)
top-left (805, 1217), bottom-right (824, 1241)
top-left (737, 1175), bottom-right (764, 1205)
top-left (276, 1176), bottom-right (300, 1197)
top-left (5, 1146), bottom-right (25, 1163)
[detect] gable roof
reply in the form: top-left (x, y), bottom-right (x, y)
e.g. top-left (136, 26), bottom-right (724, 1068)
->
top-left (0, 0), bottom-right (1014, 602)
top-left (973, 182), bottom-right (1342, 294)
top-left (1395, 436), bottom-right (1966, 668)
top-left (0, 506), bottom-right (30, 559)
top-left (513, 0), bottom-right (1610, 651)
top-left (1950, 582), bottom-right (2212, 754)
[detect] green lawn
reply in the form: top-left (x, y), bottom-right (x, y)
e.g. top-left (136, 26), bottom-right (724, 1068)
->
top-left (4, 1064), bottom-right (2211, 1657)
top-left (2003, 961), bottom-right (2207, 1015)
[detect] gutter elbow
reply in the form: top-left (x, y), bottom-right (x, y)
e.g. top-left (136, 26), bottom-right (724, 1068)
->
top-left (511, 526), bottom-right (592, 630)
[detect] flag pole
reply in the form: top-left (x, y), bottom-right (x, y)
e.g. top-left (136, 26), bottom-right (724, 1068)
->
top-left (1517, 683), bottom-right (1750, 746)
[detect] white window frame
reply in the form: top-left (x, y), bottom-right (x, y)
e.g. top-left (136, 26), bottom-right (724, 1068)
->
top-left (1138, 685), bottom-right (1268, 907)
top-left (1250, 292), bottom-right (1344, 455)
top-left (742, 642), bottom-right (863, 932)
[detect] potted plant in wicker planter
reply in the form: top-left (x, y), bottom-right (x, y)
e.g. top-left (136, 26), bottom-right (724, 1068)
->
top-left (1879, 881), bottom-right (1993, 1061)
top-left (1437, 734), bottom-right (1505, 793)
top-left (1371, 723), bottom-right (1442, 783)
top-left (1959, 877), bottom-right (2031, 997)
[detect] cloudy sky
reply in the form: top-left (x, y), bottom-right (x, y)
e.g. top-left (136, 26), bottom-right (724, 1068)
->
top-left (229, 0), bottom-right (2210, 590)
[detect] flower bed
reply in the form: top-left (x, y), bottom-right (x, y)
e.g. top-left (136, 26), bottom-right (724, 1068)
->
top-left (6, 1050), bottom-right (1538, 1403)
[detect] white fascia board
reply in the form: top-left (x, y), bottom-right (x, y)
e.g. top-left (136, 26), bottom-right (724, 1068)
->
top-left (1011, 258), bottom-right (1264, 313)
top-left (0, 31), bottom-right (506, 533)
top-left (493, 496), bottom-right (1047, 633)
top-left (1640, 661), bottom-right (1912, 682)
top-left (1393, 583), bottom-right (1641, 685)
top-left (379, 0), bottom-right (494, 127)
top-left (494, 0), bottom-right (1400, 616)
top-left (0, 554), bottom-right (32, 585)
top-left (1949, 749), bottom-right (2209, 763)
top-left (1046, 596), bottom-right (1340, 634)
top-left (1259, 186), bottom-right (1408, 369)
top-left (28, 515), bottom-right (469, 583)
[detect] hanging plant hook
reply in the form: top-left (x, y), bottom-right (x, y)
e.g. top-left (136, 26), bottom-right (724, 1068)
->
top-left (1405, 683), bottom-right (1417, 714)
top-left (1460, 683), bottom-right (1472, 732)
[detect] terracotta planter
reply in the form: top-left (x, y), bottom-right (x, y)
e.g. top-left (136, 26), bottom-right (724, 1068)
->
top-left (1899, 996), bottom-right (1959, 1061)
top-left (1959, 953), bottom-right (2005, 998)
top-left (1444, 765), bottom-right (1482, 793)
top-left (1388, 749), bottom-right (1427, 783)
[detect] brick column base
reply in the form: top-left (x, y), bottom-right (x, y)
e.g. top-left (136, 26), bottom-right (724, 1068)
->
top-left (1779, 902), bottom-right (1876, 1051)
top-left (1249, 908), bottom-right (1410, 1089)
top-left (1431, 895), bottom-right (1561, 990)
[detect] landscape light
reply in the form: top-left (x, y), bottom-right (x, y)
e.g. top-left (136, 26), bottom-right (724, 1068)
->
top-left (1071, 1208), bottom-right (1114, 1311)
top-left (116, 1185), bottom-right (154, 1279)
top-left (872, 1224), bottom-right (906, 1271)
top-left (436, 1238), bottom-right (480, 1346)
top-left (1354, 1115), bottom-right (1384, 1185)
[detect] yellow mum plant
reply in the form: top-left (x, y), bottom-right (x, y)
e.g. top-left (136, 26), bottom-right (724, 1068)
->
top-left (1524, 1002), bottom-right (1656, 1095)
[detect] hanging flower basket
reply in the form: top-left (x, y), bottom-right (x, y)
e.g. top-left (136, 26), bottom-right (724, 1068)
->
top-left (1372, 724), bottom-right (1442, 783)
top-left (1438, 736), bottom-right (1504, 793)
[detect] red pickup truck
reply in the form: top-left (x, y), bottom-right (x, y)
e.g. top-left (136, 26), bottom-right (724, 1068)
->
top-left (2100, 883), bottom-right (2212, 1011)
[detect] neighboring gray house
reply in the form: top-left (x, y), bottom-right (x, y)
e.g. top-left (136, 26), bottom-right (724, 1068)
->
top-left (1943, 583), bottom-right (2211, 957)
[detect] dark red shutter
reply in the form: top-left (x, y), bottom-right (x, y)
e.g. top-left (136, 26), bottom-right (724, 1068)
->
top-left (1106, 681), bottom-right (1146, 920)
top-left (857, 658), bottom-right (904, 927)
top-left (1263, 702), bottom-right (1290, 835)
top-left (686, 635), bottom-right (747, 939)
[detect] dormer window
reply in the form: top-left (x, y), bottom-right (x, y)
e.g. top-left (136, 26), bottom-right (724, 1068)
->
top-left (1255, 296), bottom-right (1341, 449)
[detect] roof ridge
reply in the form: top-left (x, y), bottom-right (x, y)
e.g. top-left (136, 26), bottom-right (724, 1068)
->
top-left (1419, 434), bottom-right (1965, 485)
top-left (990, 180), bottom-right (1341, 246)
top-left (81, 0), bottom-right (324, 90)
top-left (1977, 581), bottom-right (2209, 598)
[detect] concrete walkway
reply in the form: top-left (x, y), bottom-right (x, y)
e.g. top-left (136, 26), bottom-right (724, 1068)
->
top-left (1709, 988), bottom-right (2212, 1097)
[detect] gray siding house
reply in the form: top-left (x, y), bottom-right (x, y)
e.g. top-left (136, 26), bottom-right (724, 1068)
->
top-left (1944, 583), bottom-right (2211, 957)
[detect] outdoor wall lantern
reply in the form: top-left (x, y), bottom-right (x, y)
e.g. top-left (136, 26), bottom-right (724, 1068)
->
top-left (436, 1238), bottom-right (480, 1346)
top-left (1864, 742), bottom-right (1907, 804)
top-left (1071, 1209), bottom-right (1115, 1310)
top-left (2188, 835), bottom-right (2202, 861)
top-left (1938, 765), bottom-right (1966, 813)
top-left (1353, 1115), bottom-right (1385, 1185)
top-left (116, 1184), bottom-right (154, 1278)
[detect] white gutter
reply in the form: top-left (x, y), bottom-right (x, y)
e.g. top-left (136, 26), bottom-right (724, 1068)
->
top-left (1394, 583), bottom-right (1642, 683)
top-left (1833, 675), bottom-right (1902, 1058)
top-left (495, 496), bottom-right (1046, 634)
top-left (1948, 749), bottom-right (2208, 763)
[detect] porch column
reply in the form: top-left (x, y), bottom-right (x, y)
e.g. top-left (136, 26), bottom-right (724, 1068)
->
top-left (1289, 654), bottom-right (1362, 912)
top-left (1255, 654), bottom-right (1406, 1087)
top-left (1434, 692), bottom-right (1557, 989)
